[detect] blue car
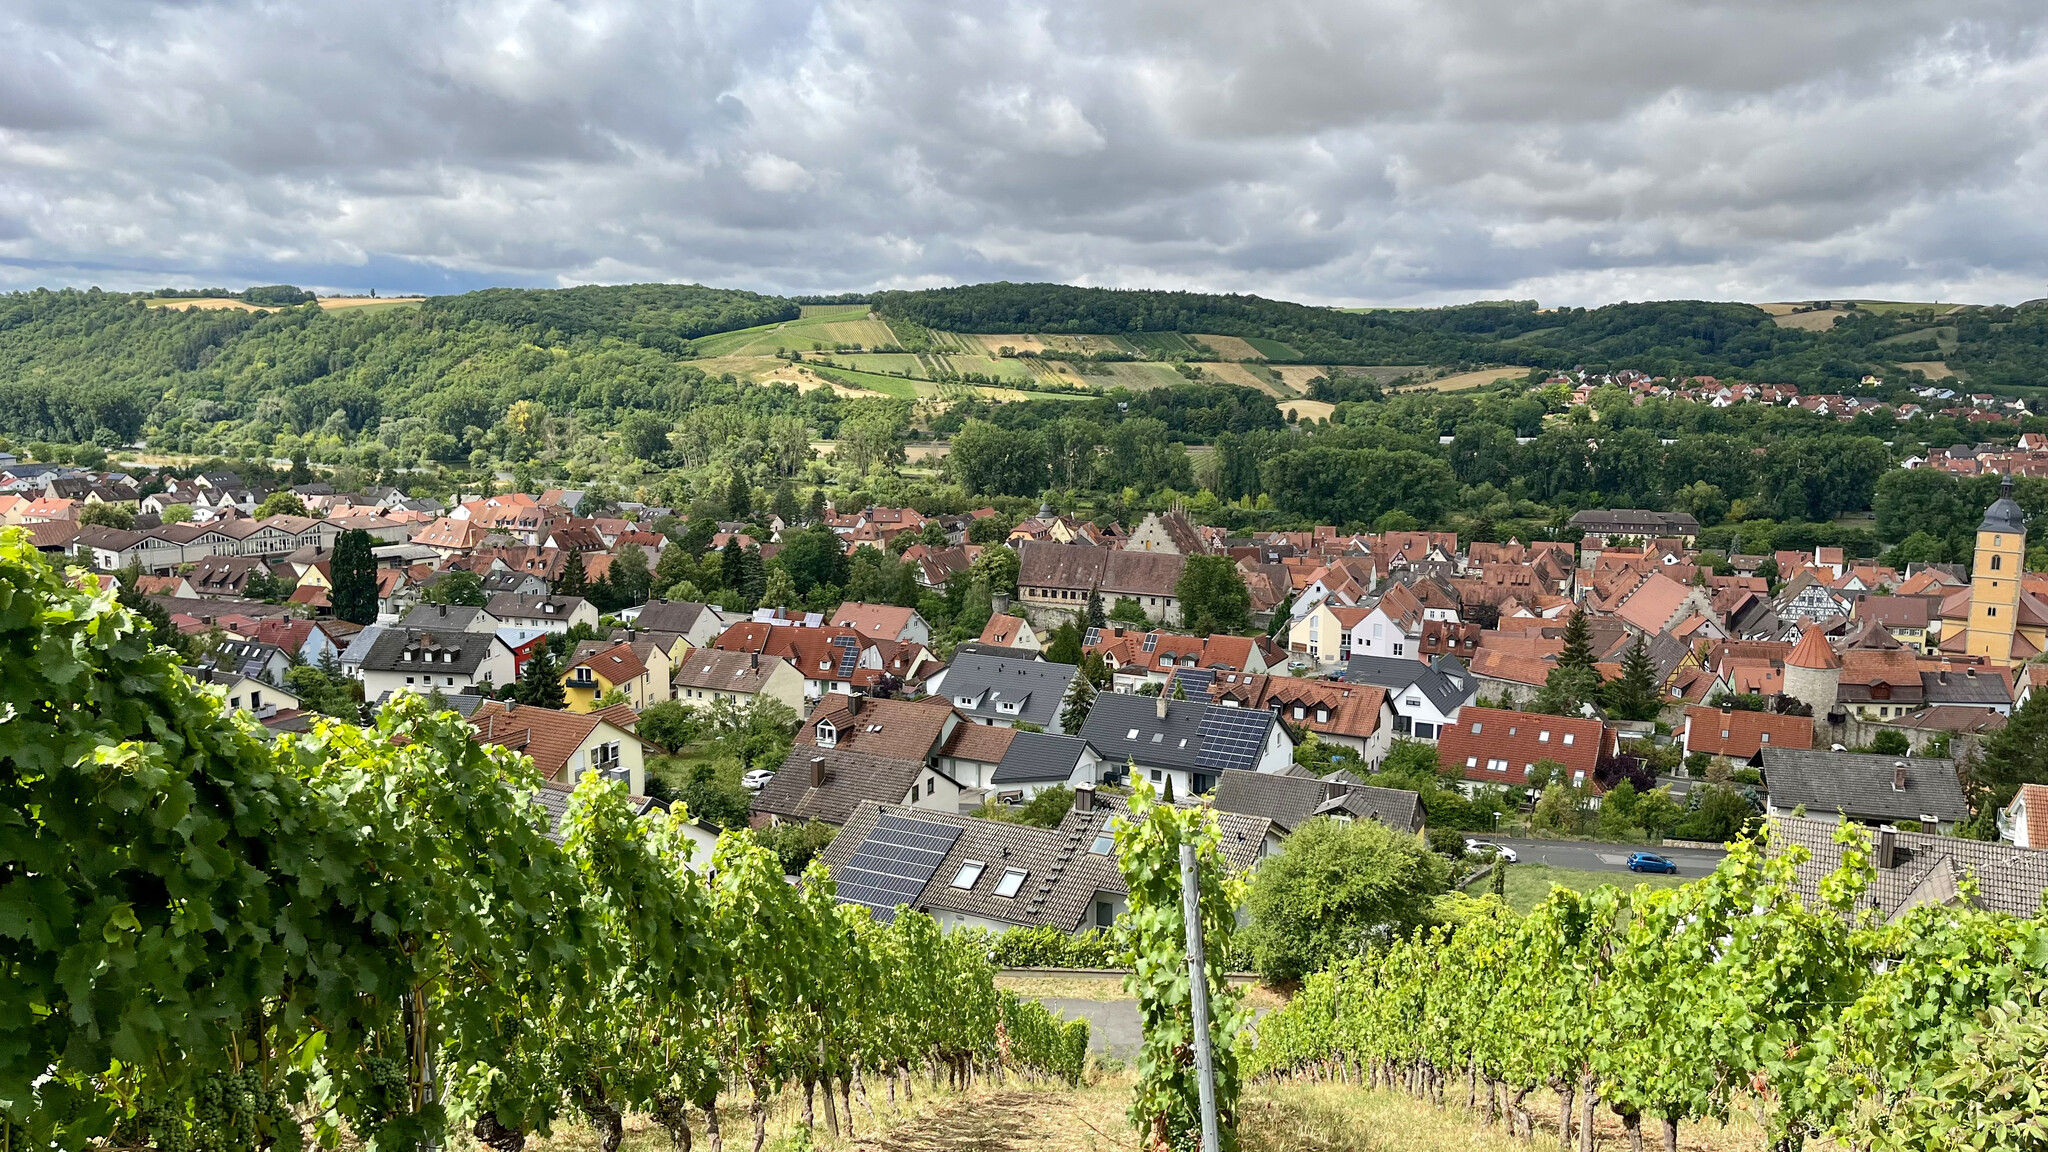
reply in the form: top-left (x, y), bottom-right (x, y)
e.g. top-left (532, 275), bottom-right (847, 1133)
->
top-left (1627, 852), bottom-right (1678, 875)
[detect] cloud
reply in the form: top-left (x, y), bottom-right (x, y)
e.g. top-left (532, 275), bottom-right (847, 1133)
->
top-left (0, 0), bottom-right (2043, 305)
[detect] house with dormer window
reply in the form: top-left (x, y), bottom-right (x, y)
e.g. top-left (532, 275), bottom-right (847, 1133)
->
top-left (923, 650), bottom-right (1079, 732)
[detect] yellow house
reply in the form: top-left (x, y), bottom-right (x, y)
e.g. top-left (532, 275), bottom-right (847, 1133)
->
top-left (562, 639), bottom-right (673, 713)
top-left (1287, 603), bottom-right (1367, 668)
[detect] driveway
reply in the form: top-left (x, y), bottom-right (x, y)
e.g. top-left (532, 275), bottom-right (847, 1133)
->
top-left (1488, 836), bottom-right (1725, 877)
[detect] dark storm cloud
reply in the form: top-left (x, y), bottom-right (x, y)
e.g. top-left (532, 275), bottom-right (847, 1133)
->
top-left (0, 0), bottom-right (2043, 304)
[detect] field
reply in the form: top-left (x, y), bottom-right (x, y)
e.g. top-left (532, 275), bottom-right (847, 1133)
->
top-left (1400, 367), bottom-right (1529, 392)
top-left (1900, 360), bottom-right (1963, 381)
top-left (1279, 399), bottom-right (1336, 423)
top-left (1485, 863), bottom-right (1685, 914)
top-left (1241, 336), bottom-right (1303, 360)
top-left (689, 307), bottom-right (900, 357)
top-left (144, 295), bottom-right (425, 312)
top-left (1189, 333), bottom-right (1268, 361)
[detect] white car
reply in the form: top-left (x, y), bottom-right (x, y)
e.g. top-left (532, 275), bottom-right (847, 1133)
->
top-left (741, 769), bottom-right (778, 791)
top-left (1464, 839), bottom-right (1519, 863)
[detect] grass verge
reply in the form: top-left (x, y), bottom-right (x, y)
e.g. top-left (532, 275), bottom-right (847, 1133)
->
top-left (1477, 863), bottom-right (1686, 914)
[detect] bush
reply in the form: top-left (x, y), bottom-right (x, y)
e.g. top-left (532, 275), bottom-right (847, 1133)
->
top-left (754, 819), bottom-right (837, 875)
top-left (1240, 816), bottom-right (1451, 984)
top-left (1425, 825), bottom-right (1468, 857)
top-left (989, 926), bottom-right (1120, 969)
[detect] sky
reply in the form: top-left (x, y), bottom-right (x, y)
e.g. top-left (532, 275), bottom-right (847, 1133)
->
top-left (2, 0), bottom-right (2046, 307)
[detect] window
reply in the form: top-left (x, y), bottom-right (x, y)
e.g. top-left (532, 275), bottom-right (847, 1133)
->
top-left (1471, 721), bottom-right (1482, 734)
top-left (1989, 606), bottom-right (1998, 617)
top-left (951, 861), bottom-right (986, 889)
top-left (1562, 733), bottom-right (1575, 746)
top-left (1291, 705), bottom-right (1305, 720)
top-left (994, 869), bottom-right (1029, 898)
top-left (1538, 731), bottom-right (1550, 743)
top-left (816, 720), bottom-right (837, 747)
top-left (1096, 900), bottom-right (1114, 928)
top-left (925, 778), bottom-right (936, 798)
top-left (1992, 555), bottom-right (2003, 571)
top-left (1393, 643), bottom-right (1403, 656)
top-left (1465, 756), bottom-right (1478, 768)
top-left (1127, 728), bottom-right (1140, 740)
top-left (1089, 833), bottom-right (1114, 855)
top-left (1487, 758), bottom-right (1509, 772)
top-left (1414, 722), bottom-right (1436, 739)
top-left (1315, 708), bottom-right (1329, 723)
top-left (1760, 733), bottom-right (1771, 744)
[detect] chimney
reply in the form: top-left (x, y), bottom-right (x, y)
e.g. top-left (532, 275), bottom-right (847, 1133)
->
top-left (847, 693), bottom-right (862, 716)
top-left (438, 603), bottom-right (448, 617)
top-left (1893, 762), bottom-right (1908, 792)
top-left (750, 652), bottom-right (759, 670)
top-left (1156, 692), bottom-right (1169, 720)
top-left (810, 756), bottom-right (827, 788)
top-left (1073, 784), bottom-right (1095, 813)
top-left (1876, 825), bottom-right (1897, 870)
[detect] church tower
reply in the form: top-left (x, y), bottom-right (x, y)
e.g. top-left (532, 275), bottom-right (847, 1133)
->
top-left (1966, 475), bottom-right (2027, 667)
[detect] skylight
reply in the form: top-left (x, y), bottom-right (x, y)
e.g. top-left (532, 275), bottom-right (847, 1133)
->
top-left (994, 868), bottom-right (1029, 898)
top-left (1089, 834), bottom-right (1114, 855)
top-left (951, 861), bottom-right (986, 890)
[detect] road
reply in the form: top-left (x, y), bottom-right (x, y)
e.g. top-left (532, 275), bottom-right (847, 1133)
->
top-left (1485, 836), bottom-right (1725, 877)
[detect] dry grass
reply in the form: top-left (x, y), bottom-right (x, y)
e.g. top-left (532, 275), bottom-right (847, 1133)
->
top-left (1191, 334), bottom-right (1268, 361)
top-left (1899, 360), bottom-right (1962, 381)
top-left (1242, 1082), bottom-right (1766, 1152)
top-left (1194, 361), bottom-right (1283, 394)
top-left (1768, 308), bottom-right (1851, 331)
top-left (1279, 399), bottom-right (1337, 422)
top-left (1403, 367), bottom-right (1529, 392)
top-left (996, 974), bottom-right (1287, 1013)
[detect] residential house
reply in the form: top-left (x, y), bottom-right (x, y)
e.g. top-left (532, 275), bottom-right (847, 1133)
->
top-left (399, 603), bottom-right (505, 634)
top-left (1759, 748), bottom-right (1968, 834)
top-left (1436, 705), bottom-right (1614, 793)
top-left (1124, 509), bottom-right (1215, 555)
top-left (819, 787), bottom-right (1274, 933)
top-left (1086, 627), bottom-right (1281, 690)
top-left (1768, 814), bottom-right (2048, 921)
top-left (485, 593), bottom-right (599, 634)
top-left (751, 694), bottom-right (970, 828)
top-left (356, 628), bottom-right (517, 701)
top-left (670, 649), bottom-right (807, 714)
top-left (1209, 672), bottom-right (1394, 769)
top-left (624, 600), bottom-right (731, 649)
top-left (1076, 691), bottom-right (1295, 799)
top-left (467, 699), bottom-right (648, 795)
top-left (1569, 509), bottom-right (1702, 547)
top-left (1016, 540), bottom-right (1187, 625)
top-left (199, 639), bottom-right (294, 687)
top-left (1344, 655), bottom-right (1476, 741)
top-left (925, 650), bottom-right (1079, 732)
top-left (562, 639), bottom-right (674, 713)
top-left (1209, 769), bottom-right (1424, 835)
top-left (1679, 705), bottom-right (1813, 766)
top-left (983, 730), bottom-right (1104, 801)
top-left (830, 601), bottom-right (933, 645)
top-left (978, 613), bottom-right (1040, 652)
top-left (1999, 784), bottom-right (2048, 848)
top-left (191, 666), bottom-right (301, 722)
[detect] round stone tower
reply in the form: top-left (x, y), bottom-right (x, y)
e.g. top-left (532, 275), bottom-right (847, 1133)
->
top-left (1783, 626), bottom-right (1841, 716)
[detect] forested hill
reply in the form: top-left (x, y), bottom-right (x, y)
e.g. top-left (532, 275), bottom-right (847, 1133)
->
top-left (874, 283), bottom-right (2048, 391)
top-left (2, 279), bottom-right (2047, 448)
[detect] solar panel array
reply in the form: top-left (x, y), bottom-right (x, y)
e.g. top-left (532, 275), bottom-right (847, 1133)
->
top-left (1142, 633), bottom-right (1159, 653)
top-left (831, 635), bottom-right (860, 679)
top-left (1082, 627), bottom-right (1101, 647)
top-left (837, 813), bottom-right (963, 923)
top-left (1197, 706), bottom-right (1271, 772)
top-left (1168, 667), bottom-right (1216, 699)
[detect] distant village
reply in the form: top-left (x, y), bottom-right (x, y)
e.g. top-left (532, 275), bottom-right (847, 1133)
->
top-left (6, 447), bottom-right (2047, 929)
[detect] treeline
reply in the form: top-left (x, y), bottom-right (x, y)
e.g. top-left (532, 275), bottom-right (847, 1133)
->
top-left (423, 282), bottom-right (797, 354)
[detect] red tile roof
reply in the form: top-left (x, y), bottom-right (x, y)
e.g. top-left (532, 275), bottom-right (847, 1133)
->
top-left (1681, 706), bottom-right (1813, 759)
top-left (1437, 706), bottom-right (1610, 789)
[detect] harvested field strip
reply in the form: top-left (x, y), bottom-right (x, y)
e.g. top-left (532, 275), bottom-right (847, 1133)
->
top-left (806, 364), bottom-right (922, 399)
top-left (1190, 333), bottom-right (1267, 361)
top-left (1243, 336), bottom-right (1302, 360)
top-left (1401, 367), bottom-right (1528, 392)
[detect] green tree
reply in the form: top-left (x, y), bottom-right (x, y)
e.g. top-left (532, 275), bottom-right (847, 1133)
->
top-left (1241, 816), bottom-right (1451, 984)
top-left (1558, 608), bottom-right (1595, 670)
top-left (759, 565), bottom-right (799, 610)
top-left (605, 542), bottom-right (652, 607)
top-left (160, 502), bottom-right (194, 524)
top-left (1109, 597), bottom-right (1150, 626)
top-left (1175, 555), bottom-right (1251, 634)
top-left (329, 527), bottom-right (380, 625)
top-left (633, 700), bottom-right (699, 753)
top-left (968, 544), bottom-right (1020, 598)
top-left (79, 502), bottom-right (135, 530)
top-left (115, 556), bottom-right (185, 655)
top-left (516, 647), bottom-right (567, 708)
top-left (1044, 619), bottom-right (1084, 664)
top-left (255, 491), bottom-right (309, 518)
top-left (554, 549), bottom-right (589, 597)
top-left (1604, 634), bottom-right (1662, 721)
top-left (725, 467), bottom-right (752, 520)
top-left (775, 525), bottom-right (850, 596)
top-left (1058, 672), bottom-right (1096, 733)
top-left (422, 568), bottom-right (489, 607)
top-left (1966, 687), bottom-right (2048, 815)
top-left (1085, 587), bottom-right (1107, 629)
top-left (285, 658), bottom-right (360, 720)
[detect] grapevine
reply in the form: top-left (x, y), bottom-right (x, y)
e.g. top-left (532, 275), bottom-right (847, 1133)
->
top-left (0, 529), bottom-right (1088, 1149)
top-left (1246, 820), bottom-right (2048, 1151)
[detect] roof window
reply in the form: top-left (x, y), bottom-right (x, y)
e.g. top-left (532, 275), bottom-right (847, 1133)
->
top-left (1089, 834), bottom-right (1114, 855)
top-left (951, 861), bottom-right (986, 890)
top-left (994, 868), bottom-right (1029, 898)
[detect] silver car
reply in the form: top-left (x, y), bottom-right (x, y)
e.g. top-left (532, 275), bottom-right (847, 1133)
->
top-left (1464, 839), bottom-right (1519, 863)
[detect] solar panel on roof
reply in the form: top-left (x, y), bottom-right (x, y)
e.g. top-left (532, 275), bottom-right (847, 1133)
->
top-left (1082, 627), bottom-right (1100, 647)
top-left (839, 813), bottom-right (963, 922)
top-left (830, 635), bottom-right (860, 679)
top-left (1197, 706), bottom-right (1271, 773)
top-left (1142, 634), bottom-right (1159, 653)
top-left (1170, 668), bottom-right (1216, 699)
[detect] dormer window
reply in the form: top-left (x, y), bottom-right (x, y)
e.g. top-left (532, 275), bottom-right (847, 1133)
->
top-left (816, 720), bottom-right (837, 748)
top-left (1315, 708), bottom-right (1329, 723)
top-left (401, 650), bottom-right (414, 662)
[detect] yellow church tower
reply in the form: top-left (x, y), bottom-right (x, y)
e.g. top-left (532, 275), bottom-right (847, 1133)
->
top-left (1965, 475), bottom-right (2027, 667)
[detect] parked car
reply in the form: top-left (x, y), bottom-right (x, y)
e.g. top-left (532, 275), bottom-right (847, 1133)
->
top-left (1627, 852), bottom-right (1679, 875)
top-left (741, 768), bottom-right (778, 791)
top-left (1464, 839), bottom-right (1519, 864)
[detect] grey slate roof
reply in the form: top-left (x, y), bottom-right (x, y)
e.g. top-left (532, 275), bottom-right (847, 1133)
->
top-left (820, 793), bottom-right (1274, 931)
top-left (939, 651), bottom-right (1077, 729)
top-left (1920, 669), bottom-right (2012, 708)
top-left (1766, 815), bottom-right (2048, 920)
top-left (358, 628), bottom-right (503, 677)
top-left (400, 604), bottom-right (492, 631)
top-left (371, 690), bottom-right (490, 717)
top-left (1209, 768), bottom-right (1425, 834)
top-left (1345, 654), bottom-right (1476, 715)
top-left (339, 623), bottom-right (387, 668)
top-left (752, 745), bottom-right (955, 827)
top-left (631, 600), bottom-right (718, 634)
top-left (1077, 692), bottom-right (1280, 775)
top-left (991, 730), bottom-right (1093, 785)
top-left (1760, 748), bottom-right (1969, 825)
